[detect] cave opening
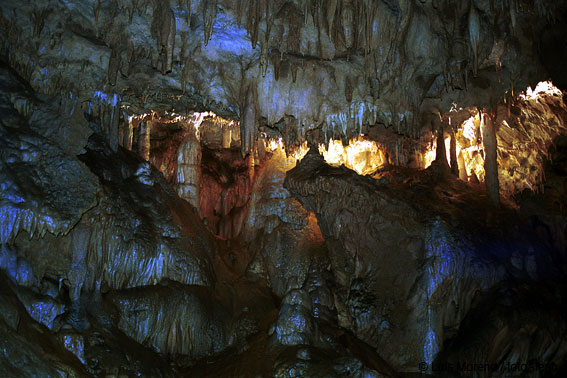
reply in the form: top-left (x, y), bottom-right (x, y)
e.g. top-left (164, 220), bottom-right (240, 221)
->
top-left (1, 0), bottom-right (567, 377)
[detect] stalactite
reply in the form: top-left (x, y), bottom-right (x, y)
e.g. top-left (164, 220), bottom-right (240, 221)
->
top-left (314, 0), bottom-right (323, 58)
top-left (128, 0), bottom-right (137, 23)
top-left (240, 87), bottom-right (256, 157)
top-left (248, 0), bottom-right (261, 49)
top-left (30, 8), bottom-right (49, 37)
top-left (164, 7), bottom-right (175, 73)
top-left (344, 76), bottom-right (353, 103)
top-left (291, 64), bottom-right (298, 83)
top-left (342, 0), bottom-right (355, 49)
top-left (260, 1), bottom-right (274, 77)
top-left (482, 110), bottom-right (500, 207)
top-left (151, 0), bottom-right (175, 73)
top-left (108, 47), bottom-right (120, 86)
top-left (123, 42), bottom-right (135, 77)
top-left (468, 1), bottom-right (480, 77)
top-left (509, 0), bottom-right (517, 33)
top-left (260, 45), bottom-right (268, 77)
top-left (203, 0), bottom-right (217, 46)
top-left (93, 0), bottom-right (101, 22)
top-left (326, 0), bottom-right (338, 45)
top-left (363, 0), bottom-right (375, 56)
top-left (236, 0), bottom-right (243, 27)
top-left (68, 224), bottom-right (90, 304)
top-left (109, 97), bottom-right (120, 152)
top-left (270, 51), bottom-right (281, 80)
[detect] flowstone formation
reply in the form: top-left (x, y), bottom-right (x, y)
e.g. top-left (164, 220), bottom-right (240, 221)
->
top-left (1, 0), bottom-right (567, 377)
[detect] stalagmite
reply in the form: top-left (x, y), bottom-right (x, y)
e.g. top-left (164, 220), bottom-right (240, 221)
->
top-left (481, 110), bottom-right (500, 207)
top-left (468, 1), bottom-right (480, 77)
top-left (448, 120), bottom-right (459, 176)
top-left (240, 88), bottom-right (256, 158)
top-left (434, 116), bottom-right (449, 169)
top-left (138, 120), bottom-right (151, 161)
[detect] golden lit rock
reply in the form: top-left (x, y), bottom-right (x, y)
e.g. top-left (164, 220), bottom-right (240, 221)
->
top-left (318, 137), bottom-right (386, 175)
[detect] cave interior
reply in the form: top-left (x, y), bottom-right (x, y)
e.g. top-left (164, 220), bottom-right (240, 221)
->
top-left (1, 0), bottom-right (567, 377)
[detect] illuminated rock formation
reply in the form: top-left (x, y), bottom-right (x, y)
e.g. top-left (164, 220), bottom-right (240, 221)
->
top-left (1, 0), bottom-right (567, 376)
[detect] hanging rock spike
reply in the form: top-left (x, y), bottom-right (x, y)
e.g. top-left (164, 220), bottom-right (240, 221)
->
top-left (240, 87), bottom-right (256, 158)
top-left (203, 0), bottom-right (217, 46)
top-left (342, 0), bottom-right (354, 49)
top-left (468, 1), bottom-right (480, 77)
top-left (327, 0), bottom-right (338, 39)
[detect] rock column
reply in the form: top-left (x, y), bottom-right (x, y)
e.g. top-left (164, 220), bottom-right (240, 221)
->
top-left (434, 116), bottom-right (449, 169)
top-left (138, 121), bottom-right (151, 161)
top-left (482, 111), bottom-right (500, 207)
top-left (448, 118), bottom-right (459, 176)
top-left (221, 123), bottom-right (231, 149)
top-left (123, 116), bottom-right (133, 150)
top-left (176, 132), bottom-right (201, 210)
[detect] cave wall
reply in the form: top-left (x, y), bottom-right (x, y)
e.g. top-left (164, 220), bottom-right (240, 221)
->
top-left (1, 0), bottom-right (567, 377)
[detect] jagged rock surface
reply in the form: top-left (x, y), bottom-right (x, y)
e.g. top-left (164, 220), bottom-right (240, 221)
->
top-left (284, 148), bottom-right (567, 373)
top-left (1, 1), bottom-right (567, 375)
top-left (2, 0), bottom-right (565, 147)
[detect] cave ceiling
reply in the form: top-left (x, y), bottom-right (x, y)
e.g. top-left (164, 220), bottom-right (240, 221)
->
top-left (2, 0), bottom-right (565, 151)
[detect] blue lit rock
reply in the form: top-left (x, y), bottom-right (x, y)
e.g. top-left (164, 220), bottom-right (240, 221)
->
top-left (109, 283), bottom-right (233, 358)
top-left (15, 286), bottom-right (65, 330)
top-left (1, 0), bottom-right (555, 144)
top-left (0, 1), bottom-right (566, 376)
top-left (0, 274), bottom-right (87, 376)
top-left (275, 289), bottom-right (316, 346)
top-left (284, 149), bottom-right (545, 370)
top-left (59, 326), bottom-right (86, 365)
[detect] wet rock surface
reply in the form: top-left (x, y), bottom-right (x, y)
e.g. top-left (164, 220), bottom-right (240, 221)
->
top-left (285, 149), bottom-right (567, 374)
top-left (0, 61), bottom-right (385, 377)
top-left (1, 1), bottom-right (567, 375)
top-left (2, 0), bottom-right (566, 145)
